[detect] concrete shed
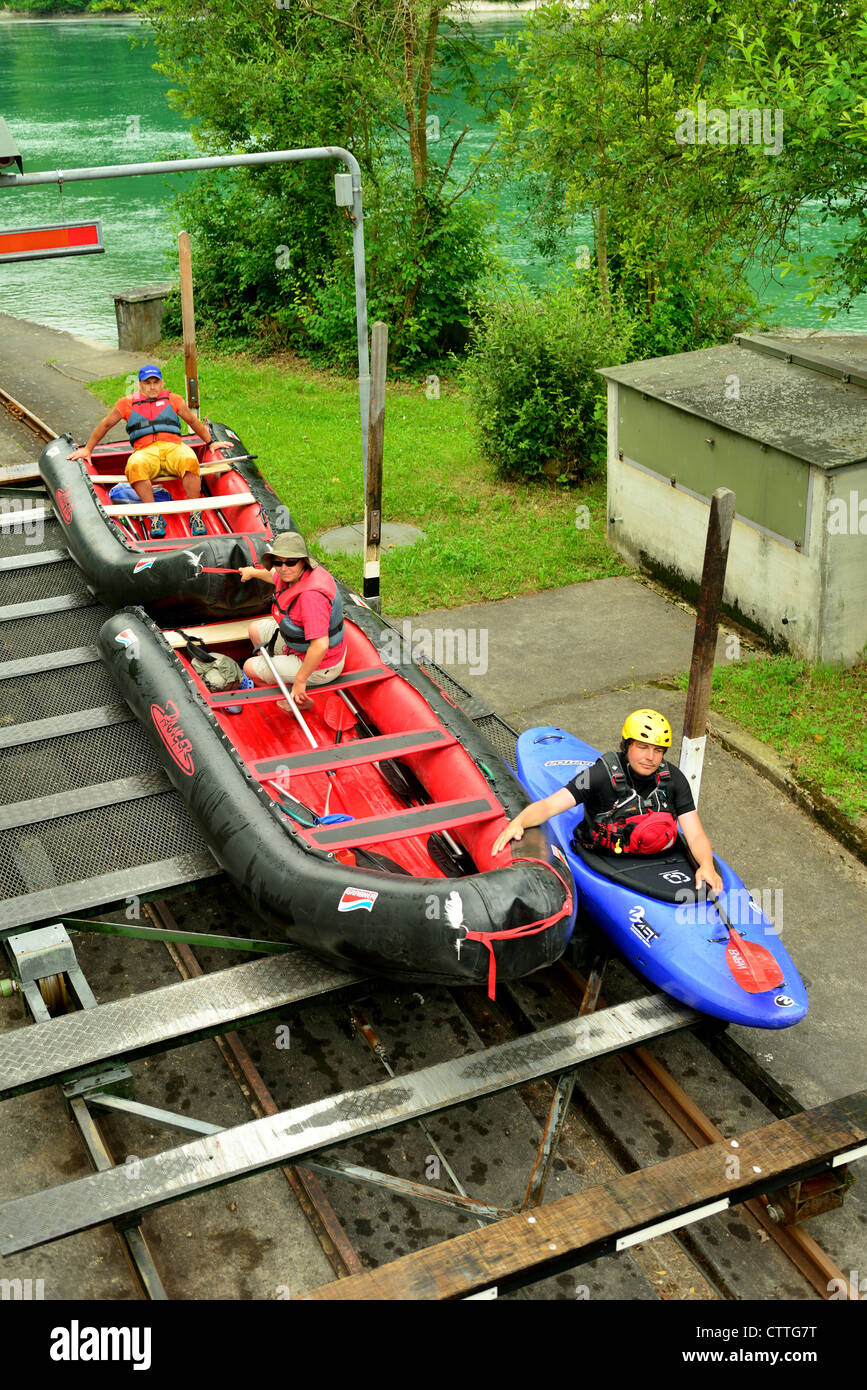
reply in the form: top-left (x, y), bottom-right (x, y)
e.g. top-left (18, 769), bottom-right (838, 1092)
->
top-left (600, 332), bottom-right (867, 665)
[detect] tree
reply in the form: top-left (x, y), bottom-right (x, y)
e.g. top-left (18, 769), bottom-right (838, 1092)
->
top-left (495, 0), bottom-right (798, 356)
top-left (723, 0), bottom-right (867, 317)
top-left (137, 0), bottom-right (502, 365)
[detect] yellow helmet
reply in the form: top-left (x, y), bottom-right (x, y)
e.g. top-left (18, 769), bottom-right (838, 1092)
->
top-left (621, 709), bottom-right (672, 748)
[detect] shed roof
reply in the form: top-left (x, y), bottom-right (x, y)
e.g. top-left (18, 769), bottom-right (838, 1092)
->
top-left (599, 332), bottom-right (867, 469)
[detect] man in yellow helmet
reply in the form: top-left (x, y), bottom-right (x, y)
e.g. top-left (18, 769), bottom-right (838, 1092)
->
top-left (494, 709), bottom-right (722, 893)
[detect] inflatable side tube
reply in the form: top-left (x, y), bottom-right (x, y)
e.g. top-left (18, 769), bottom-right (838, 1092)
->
top-left (99, 609), bottom-right (575, 987)
top-left (38, 429), bottom-right (278, 621)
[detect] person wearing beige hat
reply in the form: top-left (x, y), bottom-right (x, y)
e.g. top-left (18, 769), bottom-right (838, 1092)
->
top-left (239, 532), bottom-right (347, 708)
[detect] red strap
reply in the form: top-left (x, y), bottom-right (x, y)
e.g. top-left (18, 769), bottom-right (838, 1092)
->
top-left (460, 858), bottom-right (574, 1000)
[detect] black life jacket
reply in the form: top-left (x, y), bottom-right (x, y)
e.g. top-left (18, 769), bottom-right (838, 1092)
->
top-left (577, 752), bottom-right (677, 855)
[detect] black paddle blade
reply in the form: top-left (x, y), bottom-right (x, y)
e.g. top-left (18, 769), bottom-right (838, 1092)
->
top-left (427, 833), bottom-right (476, 878)
top-left (352, 847), bottom-right (413, 875)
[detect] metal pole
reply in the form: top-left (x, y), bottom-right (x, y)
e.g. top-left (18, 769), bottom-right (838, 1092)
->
top-left (363, 321), bottom-right (387, 613)
top-left (178, 230), bottom-right (198, 411)
top-left (0, 144), bottom-right (369, 495)
top-left (679, 487), bottom-right (736, 805)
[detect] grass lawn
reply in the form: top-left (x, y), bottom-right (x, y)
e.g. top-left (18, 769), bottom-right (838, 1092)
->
top-left (677, 656), bottom-right (867, 822)
top-left (92, 350), bottom-right (631, 616)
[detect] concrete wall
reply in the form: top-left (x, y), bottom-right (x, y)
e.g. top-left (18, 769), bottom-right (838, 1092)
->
top-left (605, 381), bottom-right (867, 665)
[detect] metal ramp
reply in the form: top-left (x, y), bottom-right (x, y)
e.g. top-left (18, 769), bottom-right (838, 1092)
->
top-left (0, 947), bottom-right (365, 1100)
top-left (0, 992), bottom-right (699, 1255)
top-left (299, 1090), bottom-right (867, 1300)
top-left (0, 503), bottom-right (219, 934)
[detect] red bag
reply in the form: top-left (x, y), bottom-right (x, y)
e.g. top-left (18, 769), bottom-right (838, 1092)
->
top-left (585, 809), bottom-right (678, 855)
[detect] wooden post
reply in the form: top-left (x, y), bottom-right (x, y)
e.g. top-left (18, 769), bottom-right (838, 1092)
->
top-left (178, 231), bottom-right (198, 411)
top-left (363, 321), bottom-right (387, 614)
top-left (679, 487), bottom-right (736, 806)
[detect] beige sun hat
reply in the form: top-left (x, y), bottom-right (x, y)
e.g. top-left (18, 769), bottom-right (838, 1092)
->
top-left (260, 531), bottom-right (318, 570)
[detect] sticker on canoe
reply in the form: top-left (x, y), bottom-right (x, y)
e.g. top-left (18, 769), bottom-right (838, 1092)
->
top-left (544, 758), bottom-right (591, 767)
top-left (114, 628), bottom-right (137, 649)
top-left (55, 487), bottom-right (73, 523)
top-left (338, 886), bottom-right (379, 913)
top-left (150, 701), bottom-right (195, 776)
top-left (551, 845), bottom-right (568, 867)
top-left (628, 905), bottom-right (659, 945)
top-left (133, 559), bottom-right (155, 574)
top-left (774, 995), bottom-right (795, 1008)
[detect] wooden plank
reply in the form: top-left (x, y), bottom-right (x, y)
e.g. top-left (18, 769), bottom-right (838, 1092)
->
top-left (679, 486), bottom-right (736, 805)
top-left (299, 1090), bottom-right (867, 1300)
top-left (179, 229), bottom-right (199, 410)
top-left (164, 618), bottom-right (253, 648)
top-left (88, 461), bottom-right (232, 485)
top-left (104, 491), bottom-right (256, 518)
top-left (0, 462), bottom-right (42, 486)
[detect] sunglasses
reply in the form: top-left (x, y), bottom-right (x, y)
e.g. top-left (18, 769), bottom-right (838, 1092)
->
top-left (276, 557), bottom-right (304, 567)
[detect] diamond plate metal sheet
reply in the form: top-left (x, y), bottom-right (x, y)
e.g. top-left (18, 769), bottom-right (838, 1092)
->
top-left (0, 557), bottom-right (87, 607)
top-left (0, 845), bottom-right (218, 935)
top-left (0, 603), bottom-right (112, 661)
top-left (0, 950), bottom-right (364, 1099)
top-left (0, 722), bottom-right (162, 807)
top-left (0, 994), bottom-right (697, 1253)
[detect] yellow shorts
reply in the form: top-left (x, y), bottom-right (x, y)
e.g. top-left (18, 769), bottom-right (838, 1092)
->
top-left (126, 440), bottom-right (200, 485)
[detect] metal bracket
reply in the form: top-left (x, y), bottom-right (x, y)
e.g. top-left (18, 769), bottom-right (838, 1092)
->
top-left (772, 1167), bottom-right (857, 1225)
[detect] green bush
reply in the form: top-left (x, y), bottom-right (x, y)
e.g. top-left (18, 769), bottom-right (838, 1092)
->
top-left (466, 277), bottom-right (635, 484)
top-left (162, 166), bottom-right (496, 371)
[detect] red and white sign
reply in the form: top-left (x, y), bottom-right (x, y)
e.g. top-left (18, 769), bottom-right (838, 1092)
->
top-left (0, 220), bottom-right (104, 264)
top-left (337, 886), bottom-right (379, 913)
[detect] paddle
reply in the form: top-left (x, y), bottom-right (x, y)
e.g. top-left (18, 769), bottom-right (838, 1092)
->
top-left (681, 840), bottom-right (783, 994)
top-left (254, 642), bottom-right (351, 820)
top-left (703, 887), bottom-right (783, 994)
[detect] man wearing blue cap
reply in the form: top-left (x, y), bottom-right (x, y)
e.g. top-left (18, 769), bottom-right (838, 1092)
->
top-left (68, 366), bottom-right (231, 538)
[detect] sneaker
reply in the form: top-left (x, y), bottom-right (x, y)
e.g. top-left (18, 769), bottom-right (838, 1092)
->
top-left (149, 514), bottom-right (166, 540)
top-left (189, 510), bottom-right (207, 536)
top-left (224, 673), bottom-right (254, 715)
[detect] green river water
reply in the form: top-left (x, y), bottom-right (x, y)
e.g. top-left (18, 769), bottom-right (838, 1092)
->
top-left (1, 14), bottom-right (864, 346)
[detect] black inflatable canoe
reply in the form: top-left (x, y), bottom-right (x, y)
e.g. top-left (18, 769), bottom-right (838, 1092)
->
top-left (39, 425), bottom-right (282, 621)
top-left (98, 598), bottom-right (576, 993)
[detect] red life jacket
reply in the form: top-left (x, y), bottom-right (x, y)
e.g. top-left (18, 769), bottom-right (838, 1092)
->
top-left (271, 565), bottom-right (345, 658)
top-left (579, 752), bottom-right (678, 855)
top-left (126, 394), bottom-right (183, 447)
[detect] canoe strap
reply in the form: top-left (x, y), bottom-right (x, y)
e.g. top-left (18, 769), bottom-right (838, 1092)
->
top-left (462, 859), bottom-right (574, 1001)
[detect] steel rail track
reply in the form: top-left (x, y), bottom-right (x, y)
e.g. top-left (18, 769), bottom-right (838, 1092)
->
top-left (451, 960), bottom-right (854, 1300)
top-left (0, 385), bottom-right (57, 444)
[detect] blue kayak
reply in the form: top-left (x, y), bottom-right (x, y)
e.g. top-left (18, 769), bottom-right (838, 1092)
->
top-left (515, 727), bottom-right (808, 1029)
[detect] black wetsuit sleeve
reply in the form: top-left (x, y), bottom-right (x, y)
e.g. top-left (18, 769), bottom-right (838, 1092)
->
top-left (564, 759), bottom-right (608, 807)
top-left (667, 765), bottom-right (696, 817)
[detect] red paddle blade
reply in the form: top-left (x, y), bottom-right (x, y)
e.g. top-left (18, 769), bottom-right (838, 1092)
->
top-left (725, 927), bottom-right (784, 994)
top-left (323, 695), bottom-right (355, 734)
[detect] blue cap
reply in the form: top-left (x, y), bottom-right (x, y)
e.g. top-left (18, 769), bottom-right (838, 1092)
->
top-left (138, 365), bottom-right (162, 381)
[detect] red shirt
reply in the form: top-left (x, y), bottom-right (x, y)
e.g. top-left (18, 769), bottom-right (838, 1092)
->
top-left (274, 571), bottom-right (347, 670)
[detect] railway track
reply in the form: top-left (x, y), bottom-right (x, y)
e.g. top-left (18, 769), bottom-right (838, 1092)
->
top-left (0, 381), bottom-right (861, 1305)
